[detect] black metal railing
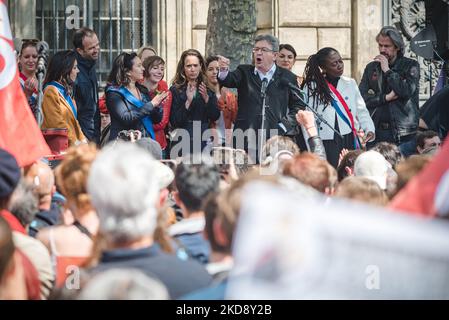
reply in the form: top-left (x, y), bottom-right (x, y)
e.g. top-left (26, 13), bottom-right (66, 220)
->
top-left (36, 0), bottom-right (152, 85)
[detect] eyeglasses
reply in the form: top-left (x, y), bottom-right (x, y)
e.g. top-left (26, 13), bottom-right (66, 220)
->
top-left (252, 47), bottom-right (274, 53)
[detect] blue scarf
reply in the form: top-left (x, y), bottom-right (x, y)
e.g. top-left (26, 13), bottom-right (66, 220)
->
top-left (106, 86), bottom-right (155, 139)
top-left (44, 81), bottom-right (77, 118)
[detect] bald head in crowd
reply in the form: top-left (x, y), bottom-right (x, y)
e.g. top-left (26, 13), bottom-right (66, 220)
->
top-left (24, 161), bottom-right (55, 211)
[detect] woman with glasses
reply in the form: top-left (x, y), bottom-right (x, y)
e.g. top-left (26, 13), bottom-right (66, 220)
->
top-left (42, 50), bottom-right (87, 147)
top-left (105, 52), bottom-right (168, 141)
top-left (18, 39), bottom-right (39, 120)
top-left (169, 49), bottom-right (220, 156)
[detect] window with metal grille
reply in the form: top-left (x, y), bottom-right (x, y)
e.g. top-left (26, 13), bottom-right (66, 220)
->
top-left (36, 0), bottom-right (152, 85)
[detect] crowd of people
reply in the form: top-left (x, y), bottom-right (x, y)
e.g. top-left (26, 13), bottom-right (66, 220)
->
top-left (1, 24), bottom-right (447, 299)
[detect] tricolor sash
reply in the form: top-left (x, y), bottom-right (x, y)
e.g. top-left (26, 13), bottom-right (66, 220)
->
top-left (45, 81), bottom-right (77, 118)
top-left (327, 81), bottom-right (361, 149)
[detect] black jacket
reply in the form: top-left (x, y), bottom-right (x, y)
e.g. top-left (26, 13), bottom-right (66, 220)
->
top-left (359, 56), bottom-right (420, 142)
top-left (420, 86), bottom-right (449, 139)
top-left (169, 84), bottom-right (220, 152)
top-left (91, 245), bottom-right (212, 299)
top-left (73, 53), bottom-right (101, 144)
top-left (219, 65), bottom-right (306, 135)
top-left (106, 84), bottom-right (162, 141)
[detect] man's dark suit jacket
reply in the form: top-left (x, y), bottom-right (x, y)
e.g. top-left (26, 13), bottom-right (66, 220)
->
top-left (219, 64), bottom-right (307, 156)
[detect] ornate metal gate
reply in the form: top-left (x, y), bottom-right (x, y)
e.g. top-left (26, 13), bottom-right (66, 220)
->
top-left (36, 0), bottom-right (152, 83)
top-left (388, 0), bottom-right (443, 100)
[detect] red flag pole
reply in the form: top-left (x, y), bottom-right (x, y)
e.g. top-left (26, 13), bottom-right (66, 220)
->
top-left (0, 1), bottom-right (51, 167)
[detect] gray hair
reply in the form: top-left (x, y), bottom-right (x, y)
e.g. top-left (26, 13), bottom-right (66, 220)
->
top-left (78, 269), bottom-right (169, 300)
top-left (9, 179), bottom-right (38, 227)
top-left (87, 142), bottom-right (160, 245)
top-left (376, 26), bottom-right (405, 56)
top-left (254, 34), bottom-right (279, 52)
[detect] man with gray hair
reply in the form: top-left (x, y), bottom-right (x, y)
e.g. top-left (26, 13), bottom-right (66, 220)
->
top-left (360, 26), bottom-right (420, 153)
top-left (217, 34), bottom-right (307, 163)
top-left (87, 142), bottom-right (211, 299)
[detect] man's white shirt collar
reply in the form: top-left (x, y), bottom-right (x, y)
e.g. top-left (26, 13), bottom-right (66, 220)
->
top-left (254, 63), bottom-right (277, 83)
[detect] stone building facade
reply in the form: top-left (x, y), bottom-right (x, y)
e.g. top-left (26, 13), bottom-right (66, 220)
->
top-left (10, 0), bottom-right (434, 96)
top-left (154, 0), bottom-right (384, 83)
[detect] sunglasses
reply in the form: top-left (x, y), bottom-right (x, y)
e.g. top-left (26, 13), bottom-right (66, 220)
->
top-left (22, 38), bottom-right (39, 43)
top-left (20, 39), bottom-right (39, 51)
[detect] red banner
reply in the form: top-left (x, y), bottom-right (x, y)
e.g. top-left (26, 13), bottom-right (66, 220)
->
top-left (389, 136), bottom-right (449, 218)
top-left (0, 1), bottom-right (50, 167)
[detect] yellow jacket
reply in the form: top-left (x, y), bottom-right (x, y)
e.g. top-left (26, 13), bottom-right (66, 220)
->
top-left (42, 85), bottom-right (86, 146)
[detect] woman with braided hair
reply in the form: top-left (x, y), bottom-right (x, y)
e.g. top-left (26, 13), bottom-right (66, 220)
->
top-left (301, 47), bottom-right (375, 167)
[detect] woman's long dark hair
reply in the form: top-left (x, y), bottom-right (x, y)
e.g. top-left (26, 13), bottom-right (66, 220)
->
top-left (171, 49), bottom-right (207, 91)
top-left (301, 47), bottom-right (339, 106)
top-left (44, 50), bottom-right (77, 95)
top-left (107, 52), bottom-right (138, 87)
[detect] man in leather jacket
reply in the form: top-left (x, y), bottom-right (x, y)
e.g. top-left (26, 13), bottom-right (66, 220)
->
top-left (359, 26), bottom-right (420, 150)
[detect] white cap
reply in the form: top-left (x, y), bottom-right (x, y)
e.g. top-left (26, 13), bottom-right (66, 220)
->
top-left (354, 151), bottom-right (391, 190)
top-left (150, 160), bottom-right (174, 190)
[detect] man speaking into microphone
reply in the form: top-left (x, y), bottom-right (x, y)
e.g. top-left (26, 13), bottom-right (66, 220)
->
top-left (217, 34), bottom-right (306, 162)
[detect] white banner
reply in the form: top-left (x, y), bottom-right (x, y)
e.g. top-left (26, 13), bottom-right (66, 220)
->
top-left (227, 182), bottom-right (449, 299)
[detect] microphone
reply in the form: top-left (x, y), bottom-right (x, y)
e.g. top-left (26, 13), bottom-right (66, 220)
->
top-left (36, 41), bottom-right (49, 76)
top-left (261, 78), bottom-right (268, 98)
top-left (280, 78), bottom-right (302, 93)
top-left (280, 78), bottom-right (307, 110)
top-left (280, 77), bottom-right (343, 138)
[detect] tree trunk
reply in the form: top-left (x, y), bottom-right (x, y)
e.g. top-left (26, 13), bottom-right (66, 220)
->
top-left (205, 0), bottom-right (257, 69)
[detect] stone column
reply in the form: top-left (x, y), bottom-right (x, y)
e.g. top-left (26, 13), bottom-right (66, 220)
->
top-left (9, 0), bottom-right (36, 39)
top-left (154, 0), bottom-right (194, 83)
top-left (352, 0), bottom-right (382, 82)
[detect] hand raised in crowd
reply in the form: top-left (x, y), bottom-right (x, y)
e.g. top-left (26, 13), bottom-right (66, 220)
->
top-left (151, 91), bottom-right (169, 107)
top-left (385, 90), bottom-right (398, 102)
top-left (217, 55), bottom-right (230, 72)
top-left (364, 131), bottom-right (375, 144)
top-left (185, 82), bottom-right (196, 109)
top-left (296, 110), bottom-right (318, 137)
top-left (356, 129), bottom-right (375, 149)
top-left (129, 130), bottom-right (142, 142)
top-left (24, 77), bottom-right (37, 98)
top-left (198, 82), bottom-right (209, 104)
top-left (338, 148), bottom-right (349, 167)
top-left (374, 54), bottom-right (390, 73)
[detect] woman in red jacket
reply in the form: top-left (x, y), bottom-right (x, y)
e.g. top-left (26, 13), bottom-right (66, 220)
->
top-left (142, 56), bottom-right (172, 158)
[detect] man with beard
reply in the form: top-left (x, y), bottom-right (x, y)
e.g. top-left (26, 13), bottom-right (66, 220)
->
top-left (73, 27), bottom-right (101, 144)
top-left (359, 26), bottom-right (420, 153)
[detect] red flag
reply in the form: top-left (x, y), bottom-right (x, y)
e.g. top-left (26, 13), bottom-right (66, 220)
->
top-left (0, 1), bottom-right (50, 167)
top-left (389, 136), bottom-right (449, 218)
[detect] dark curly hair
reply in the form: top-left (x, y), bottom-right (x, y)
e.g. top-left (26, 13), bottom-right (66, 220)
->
top-left (107, 52), bottom-right (139, 87)
top-left (301, 47), bottom-right (339, 106)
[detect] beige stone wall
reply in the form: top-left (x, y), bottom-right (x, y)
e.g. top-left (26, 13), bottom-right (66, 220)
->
top-left (155, 0), bottom-right (382, 83)
top-left (8, 0), bottom-right (36, 39)
top-left (352, 0), bottom-right (383, 82)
